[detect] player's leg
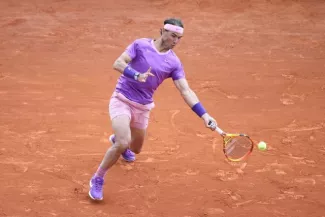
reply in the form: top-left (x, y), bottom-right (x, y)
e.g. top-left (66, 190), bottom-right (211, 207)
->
top-left (100, 115), bottom-right (132, 169)
top-left (109, 119), bottom-right (136, 162)
top-left (89, 96), bottom-right (132, 201)
top-left (109, 126), bottom-right (146, 161)
top-left (129, 127), bottom-right (146, 154)
top-left (128, 105), bottom-right (151, 154)
top-left (109, 92), bottom-right (153, 158)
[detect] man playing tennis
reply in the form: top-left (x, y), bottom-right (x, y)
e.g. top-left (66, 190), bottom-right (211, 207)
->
top-left (89, 18), bottom-right (217, 200)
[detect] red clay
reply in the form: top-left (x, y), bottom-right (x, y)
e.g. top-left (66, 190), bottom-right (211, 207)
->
top-left (1, 0), bottom-right (325, 216)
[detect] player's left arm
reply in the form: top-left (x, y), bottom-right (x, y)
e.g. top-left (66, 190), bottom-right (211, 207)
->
top-left (173, 78), bottom-right (217, 130)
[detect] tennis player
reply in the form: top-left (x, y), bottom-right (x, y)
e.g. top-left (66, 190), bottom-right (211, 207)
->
top-left (89, 18), bottom-right (217, 200)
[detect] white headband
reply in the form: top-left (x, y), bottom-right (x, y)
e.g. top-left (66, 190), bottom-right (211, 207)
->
top-left (164, 24), bottom-right (184, 34)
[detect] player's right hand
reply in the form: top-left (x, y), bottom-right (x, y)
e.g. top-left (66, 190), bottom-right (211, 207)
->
top-left (202, 113), bottom-right (217, 131)
top-left (138, 67), bottom-right (155, 82)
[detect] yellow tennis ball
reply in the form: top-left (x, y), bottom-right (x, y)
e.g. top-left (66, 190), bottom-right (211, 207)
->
top-left (257, 141), bottom-right (267, 151)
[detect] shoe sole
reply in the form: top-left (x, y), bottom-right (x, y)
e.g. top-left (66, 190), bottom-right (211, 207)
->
top-left (109, 135), bottom-right (135, 162)
top-left (122, 157), bottom-right (135, 162)
top-left (88, 179), bottom-right (103, 201)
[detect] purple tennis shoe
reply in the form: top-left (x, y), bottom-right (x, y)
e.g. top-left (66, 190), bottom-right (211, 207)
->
top-left (89, 176), bottom-right (104, 200)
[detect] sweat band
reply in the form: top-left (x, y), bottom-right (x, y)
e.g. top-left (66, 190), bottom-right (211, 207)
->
top-left (164, 24), bottom-right (184, 34)
top-left (123, 66), bottom-right (138, 80)
top-left (191, 102), bottom-right (207, 117)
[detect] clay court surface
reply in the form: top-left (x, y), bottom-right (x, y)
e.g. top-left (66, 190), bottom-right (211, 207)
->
top-left (1, 0), bottom-right (325, 216)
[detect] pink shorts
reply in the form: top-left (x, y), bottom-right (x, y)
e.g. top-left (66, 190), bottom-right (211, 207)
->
top-left (109, 92), bottom-right (155, 129)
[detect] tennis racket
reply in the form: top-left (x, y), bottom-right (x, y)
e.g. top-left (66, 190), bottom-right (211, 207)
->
top-left (209, 121), bottom-right (254, 162)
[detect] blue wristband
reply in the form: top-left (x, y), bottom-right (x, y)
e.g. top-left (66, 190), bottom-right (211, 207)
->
top-left (191, 102), bottom-right (207, 117)
top-left (123, 66), bottom-right (138, 80)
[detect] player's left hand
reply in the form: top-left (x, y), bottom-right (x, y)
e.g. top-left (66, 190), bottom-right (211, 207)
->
top-left (201, 113), bottom-right (217, 131)
top-left (138, 67), bottom-right (155, 82)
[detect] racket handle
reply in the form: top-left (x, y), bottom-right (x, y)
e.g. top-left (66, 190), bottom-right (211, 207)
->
top-left (208, 121), bottom-right (225, 135)
top-left (214, 127), bottom-right (225, 135)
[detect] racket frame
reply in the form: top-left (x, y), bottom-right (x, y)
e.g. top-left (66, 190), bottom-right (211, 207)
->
top-left (214, 127), bottom-right (254, 162)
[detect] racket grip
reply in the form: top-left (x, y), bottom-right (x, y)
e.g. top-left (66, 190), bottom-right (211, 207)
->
top-left (208, 121), bottom-right (225, 135)
top-left (215, 127), bottom-right (225, 135)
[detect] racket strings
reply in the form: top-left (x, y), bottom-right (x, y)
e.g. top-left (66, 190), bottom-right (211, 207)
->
top-left (224, 136), bottom-right (253, 160)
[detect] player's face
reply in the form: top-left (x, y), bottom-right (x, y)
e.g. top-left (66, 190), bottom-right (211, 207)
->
top-left (162, 30), bottom-right (183, 49)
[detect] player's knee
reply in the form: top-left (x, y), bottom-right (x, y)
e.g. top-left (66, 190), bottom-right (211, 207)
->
top-left (115, 135), bottom-right (131, 151)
